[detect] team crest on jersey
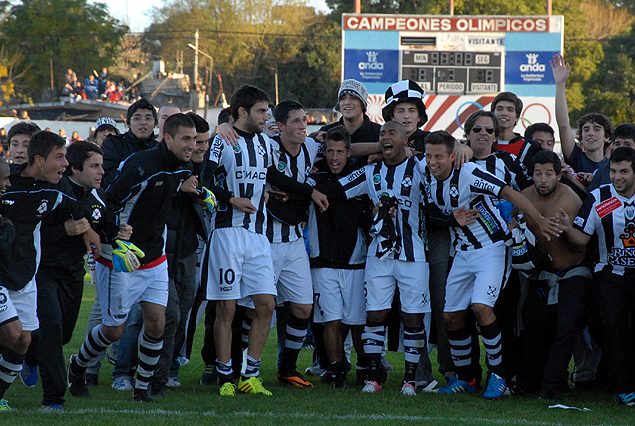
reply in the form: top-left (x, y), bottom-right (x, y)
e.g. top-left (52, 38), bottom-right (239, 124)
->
top-left (373, 173), bottom-right (381, 184)
top-left (277, 161), bottom-right (286, 172)
top-left (305, 164), bottom-right (312, 175)
top-left (402, 175), bottom-right (412, 188)
top-left (449, 185), bottom-right (459, 199)
top-left (92, 208), bottom-right (101, 221)
top-left (487, 285), bottom-right (498, 298)
top-left (0, 292), bottom-right (6, 304)
top-left (233, 145), bottom-right (241, 154)
top-left (37, 200), bottom-right (48, 215)
top-left (257, 144), bottom-right (266, 156)
top-left (625, 202), bottom-right (635, 220)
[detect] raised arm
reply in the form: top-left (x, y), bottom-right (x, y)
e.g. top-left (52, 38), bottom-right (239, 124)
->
top-left (551, 53), bottom-right (575, 159)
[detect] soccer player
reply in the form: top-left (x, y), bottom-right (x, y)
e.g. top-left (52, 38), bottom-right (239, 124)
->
top-left (0, 132), bottom-right (96, 411)
top-left (201, 85), bottom-right (327, 396)
top-left (36, 141), bottom-right (129, 409)
top-left (589, 123), bottom-right (635, 191)
top-left (512, 150), bottom-right (589, 399)
top-left (68, 113), bottom-right (204, 403)
top-left (555, 146), bottom-right (635, 406)
top-left (7, 122), bottom-right (41, 166)
top-left (307, 126), bottom-right (372, 388)
top-left (490, 92), bottom-right (541, 169)
top-left (423, 130), bottom-right (560, 400)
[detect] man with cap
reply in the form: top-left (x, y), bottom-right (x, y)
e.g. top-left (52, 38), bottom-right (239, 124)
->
top-left (382, 80), bottom-right (429, 152)
top-left (320, 79), bottom-right (381, 168)
top-left (93, 117), bottom-right (120, 147)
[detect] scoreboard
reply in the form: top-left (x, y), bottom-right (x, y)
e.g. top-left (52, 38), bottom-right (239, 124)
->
top-left (401, 50), bottom-right (502, 94)
top-left (341, 14), bottom-right (565, 138)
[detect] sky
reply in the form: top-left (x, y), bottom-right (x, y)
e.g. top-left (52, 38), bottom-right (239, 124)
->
top-left (92, 0), bottom-right (330, 32)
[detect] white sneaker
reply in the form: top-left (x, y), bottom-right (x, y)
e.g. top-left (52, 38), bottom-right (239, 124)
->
top-left (304, 365), bottom-right (325, 377)
top-left (167, 376), bottom-right (181, 387)
top-left (112, 378), bottom-right (133, 391)
top-left (361, 380), bottom-right (381, 393)
top-left (415, 379), bottom-right (439, 393)
top-left (401, 381), bottom-right (416, 396)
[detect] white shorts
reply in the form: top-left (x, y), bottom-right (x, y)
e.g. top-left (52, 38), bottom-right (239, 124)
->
top-left (364, 257), bottom-right (430, 314)
top-left (0, 279), bottom-right (39, 331)
top-left (206, 227), bottom-right (276, 301)
top-left (311, 268), bottom-right (366, 325)
top-left (444, 241), bottom-right (511, 312)
top-left (272, 239), bottom-right (313, 305)
top-left (96, 260), bottom-right (169, 326)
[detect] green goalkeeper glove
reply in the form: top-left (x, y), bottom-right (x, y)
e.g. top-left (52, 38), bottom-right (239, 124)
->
top-left (112, 240), bottom-right (145, 272)
top-left (200, 187), bottom-right (218, 211)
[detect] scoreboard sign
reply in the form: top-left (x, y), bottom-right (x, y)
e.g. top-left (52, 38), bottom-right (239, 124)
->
top-left (342, 14), bottom-right (564, 139)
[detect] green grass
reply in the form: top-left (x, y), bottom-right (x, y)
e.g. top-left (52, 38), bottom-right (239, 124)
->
top-left (2, 282), bottom-right (633, 425)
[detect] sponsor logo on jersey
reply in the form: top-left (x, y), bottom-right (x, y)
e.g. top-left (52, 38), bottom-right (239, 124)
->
top-left (154, 181), bottom-right (163, 187)
top-left (473, 179), bottom-right (496, 193)
top-left (0, 293), bottom-right (6, 304)
top-left (608, 247), bottom-right (635, 266)
top-left (277, 161), bottom-right (286, 172)
top-left (596, 196), bottom-right (621, 218)
top-left (346, 168), bottom-right (365, 182)
top-left (235, 170), bottom-right (267, 181)
top-left (573, 216), bottom-right (584, 227)
top-left (220, 286), bottom-right (233, 291)
top-left (473, 200), bottom-right (500, 234)
top-left (373, 173), bottom-right (381, 184)
top-left (512, 243), bottom-right (528, 257)
top-left (619, 222), bottom-right (635, 247)
top-left (0, 305), bottom-right (6, 313)
top-left (2, 199), bottom-right (14, 205)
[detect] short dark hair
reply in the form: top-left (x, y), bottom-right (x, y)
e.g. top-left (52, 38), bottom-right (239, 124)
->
top-left (524, 122), bottom-right (554, 140)
top-left (8, 122), bottom-right (41, 142)
top-left (126, 98), bottom-right (157, 125)
top-left (274, 100), bottom-right (304, 125)
top-left (27, 131), bottom-right (66, 165)
top-left (218, 107), bottom-right (232, 124)
top-left (464, 110), bottom-right (500, 140)
top-left (163, 113), bottom-right (195, 139)
top-left (529, 150), bottom-right (562, 175)
top-left (66, 140), bottom-right (103, 172)
top-left (610, 146), bottom-right (635, 171)
top-left (424, 130), bottom-right (455, 155)
top-left (576, 113), bottom-right (614, 144)
top-left (491, 92), bottom-right (523, 119)
top-left (324, 126), bottom-right (351, 150)
top-left (230, 85), bottom-right (270, 121)
top-left (185, 112), bottom-right (210, 134)
top-left (614, 123), bottom-right (635, 141)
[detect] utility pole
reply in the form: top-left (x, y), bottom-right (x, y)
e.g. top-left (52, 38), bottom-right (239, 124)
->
top-left (190, 29), bottom-right (200, 111)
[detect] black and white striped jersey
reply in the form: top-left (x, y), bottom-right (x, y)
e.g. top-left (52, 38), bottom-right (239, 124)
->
top-left (573, 184), bottom-right (635, 275)
top-left (339, 157), bottom-right (427, 262)
top-left (471, 150), bottom-right (531, 191)
top-left (206, 130), bottom-right (272, 234)
top-left (266, 136), bottom-right (321, 243)
top-left (422, 162), bottom-right (509, 251)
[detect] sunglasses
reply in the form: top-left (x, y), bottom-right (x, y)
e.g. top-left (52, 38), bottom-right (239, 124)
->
top-left (471, 126), bottom-right (495, 135)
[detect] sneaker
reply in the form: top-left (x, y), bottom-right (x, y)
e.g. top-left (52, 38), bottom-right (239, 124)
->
top-left (304, 365), bottom-right (325, 377)
top-left (333, 377), bottom-right (348, 389)
top-left (132, 388), bottom-right (153, 403)
top-left (166, 376), bottom-right (181, 388)
top-left (112, 378), bottom-right (133, 391)
top-left (41, 404), bottom-right (63, 411)
top-left (148, 382), bottom-right (166, 397)
top-left (415, 379), bottom-right (438, 392)
top-left (20, 363), bottom-right (38, 387)
top-left (614, 391), bottom-right (635, 406)
top-left (175, 356), bottom-right (189, 366)
top-left (238, 377), bottom-right (272, 396)
top-left (200, 365), bottom-right (217, 386)
top-left (437, 376), bottom-right (476, 394)
top-left (67, 355), bottom-right (89, 398)
top-left (361, 380), bottom-right (381, 393)
top-left (354, 368), bottom-right (369, 387)
top-left (85, 373), bottom-right (99, 387)
top-left (538, 387), bottom-right (556, 401)
top-left (401, 381), bottom-right (416, 396)
top-left (319, 371), bottom-right (335, 384)
top-left (0, 399), bottom-right (13, 412)
top-left (277, 370), bottom-right (313, 388)
top-left (483, 373), bottom-right (506, 400)
top-left (219, 382), bottom-right (237, 396)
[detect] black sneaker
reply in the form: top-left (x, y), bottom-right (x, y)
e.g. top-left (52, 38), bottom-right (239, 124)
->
top-left (538, 387), bottom-right (557, 401)
top-left (148, 382), bottom-right (166, 397)
top-left (132, 388), bottom-right (154, 403)
top-left (85, 373), bottom-right (99, 387)
top-left (67, 355), bottom-right (89, 398)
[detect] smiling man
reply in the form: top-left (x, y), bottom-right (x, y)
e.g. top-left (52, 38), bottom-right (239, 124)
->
top-left (7, 122), bottom-right (41, 166)
top-left (68, 114), bottom-right (201, 403)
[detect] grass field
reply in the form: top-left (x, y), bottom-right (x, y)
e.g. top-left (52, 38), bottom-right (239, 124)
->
top-left (1, 282), bottom-right (633, 426)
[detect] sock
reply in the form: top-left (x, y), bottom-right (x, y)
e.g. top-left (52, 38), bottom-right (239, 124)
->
top-left (241, 317), bottom-right (252, 350)
top-left (362, 322), bottom-right (385, 382)
top-left (216, 359), bottom-right (233, 384)
top-left (77, 324), bottom-right (113, 368)
top-left (279, 314), bottom-right (309, 373)
top-left (243, 355), bottom-right (261, 378)
top-left (134, 331), bottom-right (163, 391)
top-left (0, 350), bottom-right (24, 399)
top-left (480, 320), bottom-right (504, 378)
top-left (403, 325), bottom-right (426, 383)
top-left (448, 325), bottom-right (475, 383)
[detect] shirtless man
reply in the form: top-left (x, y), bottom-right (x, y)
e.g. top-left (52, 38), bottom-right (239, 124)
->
top-left (515, 150), bottom-right (589, 399)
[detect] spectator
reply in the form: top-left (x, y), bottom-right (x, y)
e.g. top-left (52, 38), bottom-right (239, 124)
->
top-left (84, 75), bottom-right (99, 99)
top-left (65, 68), bottom-right (77, 88)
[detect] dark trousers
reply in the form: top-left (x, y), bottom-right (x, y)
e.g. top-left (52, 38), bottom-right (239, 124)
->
top-left (36, 266), bottom-right (84, 406)
top-left (593, 269), bottom-right (635, 394)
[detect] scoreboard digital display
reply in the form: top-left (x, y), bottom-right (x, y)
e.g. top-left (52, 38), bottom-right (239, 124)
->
top-left (401, 50), bottom-right (502, 94)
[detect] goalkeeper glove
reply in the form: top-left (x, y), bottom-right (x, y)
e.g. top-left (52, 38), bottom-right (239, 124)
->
top-left (112, 240), bottom-right (145, 272)
top-left (200, 187), bottom-right (218, 211)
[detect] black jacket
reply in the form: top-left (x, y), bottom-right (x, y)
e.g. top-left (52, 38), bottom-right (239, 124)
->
top-left (101, 129), bottom-right (158, 189)
top-left (320, 114), bottom-right (381, 169)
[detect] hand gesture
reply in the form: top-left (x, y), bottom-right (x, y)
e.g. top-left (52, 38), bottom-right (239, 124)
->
top-left (217, 123), bottom-right (239, 147)
top-left (453, 206), bottom-right (479, 226)
top-left (550, 53), bottom-right (570, 85)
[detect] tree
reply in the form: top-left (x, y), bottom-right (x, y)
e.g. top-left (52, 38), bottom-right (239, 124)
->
top-left (0, 0), bottom-right (128, 100)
